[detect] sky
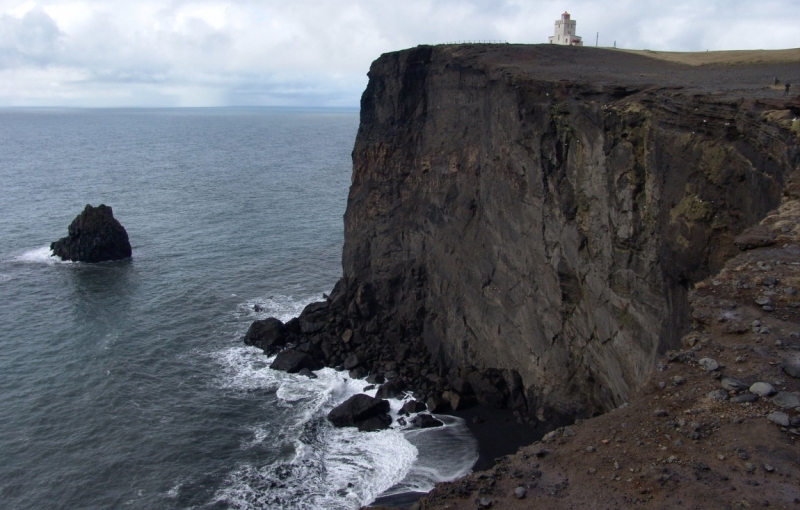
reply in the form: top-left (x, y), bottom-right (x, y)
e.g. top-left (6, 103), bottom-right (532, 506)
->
top-left (0, 0), bottom-right (798, 107)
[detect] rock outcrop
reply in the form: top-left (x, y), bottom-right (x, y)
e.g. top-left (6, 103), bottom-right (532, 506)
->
top-left (328, 394), bottom-right (392, 431)
top-left (253, 44), bottom-right (800, 421)
top-left (51, 204), bottom-right (132, 262)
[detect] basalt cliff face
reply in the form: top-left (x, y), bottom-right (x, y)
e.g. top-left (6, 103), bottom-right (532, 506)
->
top-left (274, 45), bottom-right (800, 420)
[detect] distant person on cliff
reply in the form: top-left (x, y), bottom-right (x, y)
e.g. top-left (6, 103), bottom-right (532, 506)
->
top-left (775, 77), bottom-right (780, 85)
top-left (786, 82), bottom-right (791, 95)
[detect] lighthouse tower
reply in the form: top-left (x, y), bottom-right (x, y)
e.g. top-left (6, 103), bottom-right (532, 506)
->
top-left (548, 12), bottom-right (583, 46)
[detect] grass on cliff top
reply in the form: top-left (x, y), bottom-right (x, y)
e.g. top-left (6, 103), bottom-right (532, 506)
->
top-left (620, 47), bottom-right (800, 66)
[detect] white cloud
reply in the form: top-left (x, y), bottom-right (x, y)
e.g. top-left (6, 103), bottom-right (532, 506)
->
top-left (0, 0), bottom-right (797, 106)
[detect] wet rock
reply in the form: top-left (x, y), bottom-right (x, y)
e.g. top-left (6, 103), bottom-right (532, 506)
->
top-left (767, 411), bottom-right (790, 427)
top-left (698, 358), bottom-right (719, 371)
top-left (357, 414), bottom-right (392, 432)
top-left (427, 395), bottom-right (447, 412)
top-left (366, 373), bottom-right (385, 385)
top-left (349, 367), bottom-right (366, 379)
top-left (375, 379), bottom-right (406, 399)
top-left (411, 413), bottom-right (444, 428)
top-left (720, 377), bottom-right (749, 392)
top-left (244, 318), bottom-right (288, 355)
top-left (270, 349), bottom-right (323, 373)
top-left (51, 204), bottom-right (132, 262)
top-left (749, 382), bottom-right (777, 397)
top-left (400, 400), bottom-right (427, 415)
top-left (297, 368), bottom-right (317, 379)
top-left (731, 394), bottom-right (759, 403)
top-left (328, 394), bottom-right (391, 429)
top-left (771, 391), bottom-right (800, 409)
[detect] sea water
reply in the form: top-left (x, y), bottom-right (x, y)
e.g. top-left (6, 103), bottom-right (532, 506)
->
top-left (0, 108), bottom-right (477, 509)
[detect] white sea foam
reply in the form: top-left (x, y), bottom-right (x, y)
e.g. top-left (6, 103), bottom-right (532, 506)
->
top-left (210, 345), bottom-right (478, 509)
top-left (235, 293), bottom-right (322, 324)
top-left (13, 246), bottom-right (65, 265)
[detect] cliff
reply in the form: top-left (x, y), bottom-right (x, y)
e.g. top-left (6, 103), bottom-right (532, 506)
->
top-left (339, 44), bottom-right (800, 417)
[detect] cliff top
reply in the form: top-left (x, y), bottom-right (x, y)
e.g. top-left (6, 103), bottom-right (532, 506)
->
top-left (431, 44), bottom-right (800, 98)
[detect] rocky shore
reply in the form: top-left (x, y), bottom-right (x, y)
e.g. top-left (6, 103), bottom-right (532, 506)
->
top-left (244, 44), bottom-right (800, 508)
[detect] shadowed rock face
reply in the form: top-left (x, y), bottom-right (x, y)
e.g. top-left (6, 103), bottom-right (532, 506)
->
top-left (337, 45), bottom-right (800, 417)
top-left (51, 204), bottom-right (132, 263)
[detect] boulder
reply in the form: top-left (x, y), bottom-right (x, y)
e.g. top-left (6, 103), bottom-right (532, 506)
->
top-left (771, 391), bottom-right (800, 409)
top-left (244, 318), bottom-right (288, 355)
top-left (720, 377), bottom-right (748, 392)
top-left (328, 394), bottom-right (391, 429)
top-left (51, 204), bottom-right (132, 262)
top-left (411, 413), bottom-right (444, 428)
top-left (400, 400), bottom-right (427, 415)
top-left (357, 414), bottom-right (392, 432)
top-left (749, 382), bottom-right (776, 397)
top-left (269, 349), bottom-right (323, 373)
top-left (376, 379), bottom-right (406, 399)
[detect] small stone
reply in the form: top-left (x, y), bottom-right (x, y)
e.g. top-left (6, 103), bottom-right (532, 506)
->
top-left (563, 427), bottom-right (576, 437)
top-left (767, 411), bottom-right (790, 427)
top-left (763, 306), bottom-right (775, 312)
top-left (782, 362), bottom-right (800, 378)
top-left (614, 461), bottom-right (620, 470)
top-left (478, 497), bottom-right (493, 508)
top-left (654, 409), bottom-right (669, 417)
top-left (673, 376), bottom-right (686, 386)
top-left (762, 277), bottom-right (779, 287)
top-left (720, 377), bottom-right (749, 391)
top-left (792, 416), bottom-right (800, 427)
top-left (772, 392), bottom-right (800, 409)
top-left (764, 463), bottom-right (775, 473)
top-left (673, 439), bottom-right (683, 447)
top-left (749, 382), bottom-right (776, 397)
top-left (744, 462), bottom-right (756, 473)
top-left (588, 467), bottom-right (597, 474)
top-left (586, 446), bottom-right (596, 453)
top-left (731, 393), bottom-right (759, 403)
top-left (717, 453), bottom-right (726, 460)
top-left (667, 455), bottom-right (679, 463)
top-left (707, 389), bottom-right (729, 401)
top-left (659, 381), bottom-right (666, 389)
top-left (514, 486), bottom-right (527, 499)
top-left (756, 296), bottom-right (773, 306)
top-left (699, 358), bottom-right (719, 371)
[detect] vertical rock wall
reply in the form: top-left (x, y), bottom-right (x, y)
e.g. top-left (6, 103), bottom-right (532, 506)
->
top-left (337, 45), bottom-right (799, 417)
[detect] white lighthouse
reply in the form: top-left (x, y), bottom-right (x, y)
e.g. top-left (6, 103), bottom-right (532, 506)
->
top-left (548, 12), bottom-right (583, 46)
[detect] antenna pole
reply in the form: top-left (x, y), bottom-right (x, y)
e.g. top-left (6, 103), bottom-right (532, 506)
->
top-left (596, 32), bottom-right (599, 47)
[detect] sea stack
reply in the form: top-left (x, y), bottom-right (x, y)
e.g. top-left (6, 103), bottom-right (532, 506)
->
top-left (51, 204), bottom-right (132, 263)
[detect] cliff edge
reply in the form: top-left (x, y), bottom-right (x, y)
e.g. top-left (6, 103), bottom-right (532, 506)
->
top-left (341, 44), bottom-right (800, 418)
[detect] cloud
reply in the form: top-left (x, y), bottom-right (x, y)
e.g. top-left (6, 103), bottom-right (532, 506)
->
top-left (0, 0), bottom-right (797, 106)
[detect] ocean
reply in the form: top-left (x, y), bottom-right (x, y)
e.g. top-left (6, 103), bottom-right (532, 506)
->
top-left (0, 108), bottom-right (477, 509)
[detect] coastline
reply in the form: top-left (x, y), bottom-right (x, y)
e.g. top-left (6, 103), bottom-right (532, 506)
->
top-left (369, 404), bottom-right (546, 509)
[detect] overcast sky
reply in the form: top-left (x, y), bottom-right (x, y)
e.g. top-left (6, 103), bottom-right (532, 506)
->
top-left (0, 0), bottom-right (798, 107)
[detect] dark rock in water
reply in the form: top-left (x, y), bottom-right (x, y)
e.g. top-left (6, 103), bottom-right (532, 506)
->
top-left (349, 367), bottom-right (366, 379)
top-left (328, 394), bottom-right (391, 429)
top-left (357, 414), bottom-right (392, 432)
top-left (411, 413), bottom-right (444, 428)
top-left (376, 379), bottom-right (406, 399)
top-left (426, 395), bottom-right (447, 412)
top-left (244, 318), bottom-right (288, 355)
top-left (51, 204), bottom-right (131, 262)
top-left (269, 349), bottom-right (323, 373)
top-left (297, 368), bottom-right (317, 379)
top-left (400, 400), bottom-right (427, 415)
top-left (366, 373), bottom-right (385, 384)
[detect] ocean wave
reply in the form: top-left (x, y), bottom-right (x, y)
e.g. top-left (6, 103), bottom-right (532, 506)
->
top-left (12, 246), bottom-right (65, 265)
top-left (209, 345), bottom-right (477, 509)
top-left (235, 293), bottom-right (321, 324)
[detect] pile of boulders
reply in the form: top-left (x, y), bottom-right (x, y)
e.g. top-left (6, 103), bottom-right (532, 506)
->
top-left (243, 279), bottom-right (531, 431)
